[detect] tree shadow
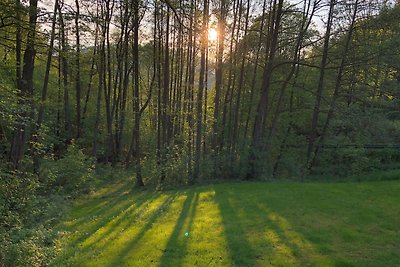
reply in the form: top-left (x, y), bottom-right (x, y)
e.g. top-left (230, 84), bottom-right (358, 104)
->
top-left (65, 181), bottom-right (136, 228)
top-left (72, 192), bottom-right (161, 256)
top-left (53, 185), bottom-right (159, 265)
top-left (158, 190), bottom-right (199, 267)
top-left (214, 185), bottom-right (331, 266)
top-left (248, 197), bottom-right (329, 265)
top-left (214, 187), bottom-right (258, 267)
top-left (105, 192), bottom-right (179, 267)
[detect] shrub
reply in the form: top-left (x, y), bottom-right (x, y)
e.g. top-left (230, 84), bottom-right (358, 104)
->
top-left (40, 143), bottom-right (95, 195)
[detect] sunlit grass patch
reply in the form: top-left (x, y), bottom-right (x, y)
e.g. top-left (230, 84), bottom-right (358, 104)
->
top-left (53, 180), bottom-right (400, 266)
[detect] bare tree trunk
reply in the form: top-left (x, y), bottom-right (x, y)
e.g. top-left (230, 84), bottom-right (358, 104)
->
top-left (104, 0), bottom-right (116, 163)
top-left (194, 0), bottom-right (209, 181)
top-left (9, 0), bottom-right (38, 169)
top-left (93, 3), bottom-right (105, 158)
top-left (58, 2), bottom-right (72, 142)
top-left (243, 0), bottom-right (267, 140)
top-left (133, 0), bottom-right (144, 186)
top-left (248, 0), bottom-right (284, 179)
top-left (75, 0), bottom-right (82, 139)
top-left (306, 0), bottom-right (335, 170)
top-left (232, 0), bottom-right (250, 152)
top-left (220, 0), bottom-right (240, 150)
top-left (309, 0), bottom-right (358, 170)
top-left (33, 0), bottom-right (59, 173)
top-left (266, 0), bottom-right (316, 148)
top-left (187, 0), bottom-right (196, 182)
top-left (82, 29), bottom-right (98, 126)
top-left (212, 0), bottom-right (227, 149)
top-left (156, 3), bottom-right (165, 186)
top-left (15, 0), bottom-right (22, 93)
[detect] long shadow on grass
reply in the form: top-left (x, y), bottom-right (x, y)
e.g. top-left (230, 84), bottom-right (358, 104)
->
top-left (105, 193), bottom-right (179, 267)
top-left (158, 190), bottom-right (199, 267)
top-left (214, 187), bottom-right (258, 267)
top-left (81, 192), bottom-right (160, 250)
top-left (68, 192), bottom-right (161, 260)
top-left (249, 197), bottom-right (327, 264)
top-left (67, 182), bottom-right (131, 227)
top-left (216, 186), bottom-right (329, 265)
top-left (52, 187), bottom-right (158, 265)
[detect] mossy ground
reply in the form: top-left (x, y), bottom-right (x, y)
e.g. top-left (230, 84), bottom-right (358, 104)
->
top-left (52, 180), bottom-right (400, 266)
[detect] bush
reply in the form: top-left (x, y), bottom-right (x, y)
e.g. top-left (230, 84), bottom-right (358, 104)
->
top-left (40, 143), bottom-right (95, 195)
top-left (0, 169), bottom-right (38, 230)
top-left (0, 165), bottom-right (63, 267)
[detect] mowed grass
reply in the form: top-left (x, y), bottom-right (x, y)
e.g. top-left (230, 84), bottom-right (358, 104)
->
top-left (52, 180), bottom-right (400, 267)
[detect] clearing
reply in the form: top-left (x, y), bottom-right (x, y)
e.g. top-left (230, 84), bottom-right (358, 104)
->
top-left (52, 180), bottom-right (400, 266)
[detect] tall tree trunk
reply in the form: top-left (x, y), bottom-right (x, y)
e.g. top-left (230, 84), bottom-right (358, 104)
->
top-left (187, 0), bottom-right (196, 182)
top-left (232, 0), bottom-right (250, 152)
top-left (9, 0), bottom-right (38, 169)
top-left (212, 0), bottom-right (227, 149)
top-left (266, 0), bottom-right (316, 148)
top-left (133, 0), bottom-right (144, 186)
top-left (220, 0), bottom-right (240, 150)
top-left (58, 3), bottom-right (72, 142)
top-left (156, 3), bottom-right (165, 186)
top-left (243, 0), bottom-right (267, 140)
top-left (93, 7), bottom-right (106, 158)
top-left (82, 29), bottom-right (98, 126)
top-left (309, 0), bottom-right (358, 170)
top-left (306, 0), bottom-right (335, 170)
top-left (75, 0), bottom-right (82, 139)
top-left (248, 0), bottom-right (284, 179)
top-left (193, 0), bottom-right (209, 181)
top-left (15, 0), bottom-right (22, 92)
top-left (33, 0), bottom-right (59, 173)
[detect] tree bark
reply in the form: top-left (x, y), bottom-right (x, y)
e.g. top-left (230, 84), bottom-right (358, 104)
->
top-left (248, 0), bottom-right (284, 179)
top-left (75, 0), bottom-right (82, 139)
top-left (9, 0), bottom-right (38, 169)
top-left (194, 0), bottom-right (209, 181)
top-left (306, 0), bottom-right (335, 170)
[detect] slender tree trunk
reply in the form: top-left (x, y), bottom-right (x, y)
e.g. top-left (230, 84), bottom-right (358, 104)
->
top-left (220, 0), bottom-right (240, 150)
top-left (266, 0), bottom-right (316, 148)
top-left (244, 0), bottom-right (267, 140)
top-left (58, 3), bottom-right (72, 142)
top-left (306, 0), bottom-right (335, 169)
top-left (212, 0), bottom-right (227, 149)
top-left (15, 0), bottom-right (22, 92)
top-left (82, 29), bottom-right (98, 126)
top-left (232, 0), bottom-right (250, 152)
top-left (133, 0), bottom-right (144, 186)
top-left (248, 0), bottom-right (284, 179)
top-left (309, 0), bottom-right (358, 170)
top-left (156, 3), bottom-right (165, 186)
top-left (93, 6), bottom-right (105, 158)
top-left (194, 0), bottom-right (209, 181)
top-left (75, 0), bottom-right (82, 139)
top-left (9, 0), bottom-right (38, 169)
top-left (187, 0), bottom-right (196, 182)
top-left (33, 0), bottom-right (59, 173)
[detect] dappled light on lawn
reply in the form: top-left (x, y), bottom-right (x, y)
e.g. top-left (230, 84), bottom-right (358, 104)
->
top-left (53, 181), bottom-right (400, 266)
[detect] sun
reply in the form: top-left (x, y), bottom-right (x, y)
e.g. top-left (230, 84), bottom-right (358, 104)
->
top-left (208, 28), bottom-right (218, 42)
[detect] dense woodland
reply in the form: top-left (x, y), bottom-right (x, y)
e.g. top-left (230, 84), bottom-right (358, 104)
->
top-left (1, 0), bottom-right (400, 265)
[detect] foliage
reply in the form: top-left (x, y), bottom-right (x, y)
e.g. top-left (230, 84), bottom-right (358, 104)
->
top-left (40, 143), bottom-right (95, 195)
top-left (0, 165), bottom-right (66, 267)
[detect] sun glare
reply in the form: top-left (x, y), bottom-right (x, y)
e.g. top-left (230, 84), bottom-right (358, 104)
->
top-left (208, 28), bottom-right (218, 42)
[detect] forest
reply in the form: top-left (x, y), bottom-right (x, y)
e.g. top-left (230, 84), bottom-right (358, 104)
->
top-left (1, 0), bottom-right (400, 265)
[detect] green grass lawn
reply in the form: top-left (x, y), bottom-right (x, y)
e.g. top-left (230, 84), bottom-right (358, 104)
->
top-left (52, 180), bottom-right (400, 267)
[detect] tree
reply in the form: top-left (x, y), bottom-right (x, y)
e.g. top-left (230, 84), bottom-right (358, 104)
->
top-left (9, 0), bottom-right (38, 169)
